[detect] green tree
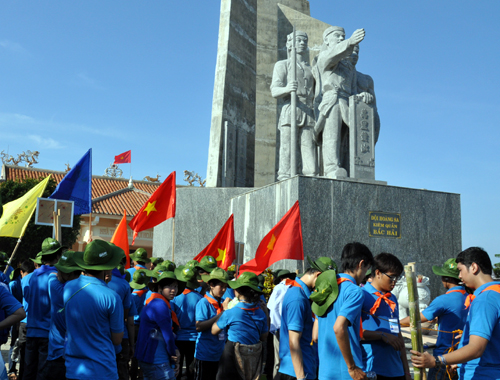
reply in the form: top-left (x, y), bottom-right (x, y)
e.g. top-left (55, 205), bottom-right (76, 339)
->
top-left (0, 176), bottom-right (81, 266)
top-left (494, 254), bottom-right (500, 279)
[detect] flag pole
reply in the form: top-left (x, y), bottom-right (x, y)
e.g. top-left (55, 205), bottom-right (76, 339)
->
top-left (88, 212), bottom-right (93, 243)
top-left (4, 239), bottom-right (21, 274)
top-left (171, 217), bottom-right (176, 262)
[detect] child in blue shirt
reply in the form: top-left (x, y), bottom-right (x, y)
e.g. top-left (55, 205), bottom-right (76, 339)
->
top-left (194, 268), bottom-right (229, 380)
top-left (411, 247), bottom-right (500, 380)
top-left (361, 253), bottom-right (410, 380)
top-left (212, 272), bottom-right (268, 380)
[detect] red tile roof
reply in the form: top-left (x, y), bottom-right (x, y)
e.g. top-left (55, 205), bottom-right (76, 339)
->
top-left (1, 165), bottom-right (162, 216)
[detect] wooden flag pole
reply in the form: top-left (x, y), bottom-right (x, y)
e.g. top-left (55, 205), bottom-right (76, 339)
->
top-left (4, 239), bottom-right (21, 274)
top-left (405, 263), bottom-right (426, 380)
top-left (171, 217), bottom-right (176, 262)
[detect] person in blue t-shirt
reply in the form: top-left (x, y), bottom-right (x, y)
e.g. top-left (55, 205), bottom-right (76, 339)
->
top-left (360, 253), bottom-right (411, 380)
top-left (127, 248), bottom-right (151, 280)
top-left (7, 266), bottom-right (23, 379)
top-left (194, 268), bottom-right (230, 380)
top-left (277, 256), bottom-right (336, 380)
top-left (171, 267), bottom-right (203, 380)
top-left (40, 251), bottom-right (82, 380)
top-left (66, 240), bottom-right (125, 380)
top-left (411, 247), bottom-right (500, 380)
top-left (212, 271), bottom-right (268, 380)
top-left (135, 270), bottom-right (181, 380)
top-left (24, 237), bottom-right (63, 380)
top-left (401, 258), bottom-right (467, 380)
top-left (312, 242), bottom-right (373, 380)
top-left (18, 259), bottom-right (35, 380)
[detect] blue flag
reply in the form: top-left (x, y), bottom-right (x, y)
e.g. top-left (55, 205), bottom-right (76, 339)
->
top-left (49, 149), bottom-right (92, 215)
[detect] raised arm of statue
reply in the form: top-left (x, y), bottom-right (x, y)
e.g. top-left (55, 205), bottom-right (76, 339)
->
top-left (270, 61), bottom-right (297, 98)
top-left (317, 28), bottom-right (366, 73)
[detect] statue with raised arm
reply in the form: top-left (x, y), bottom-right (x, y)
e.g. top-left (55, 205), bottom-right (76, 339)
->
top-left (271, 30), bottom-right (317, 181)
top-left (313, 27), bottom-right (371, 178)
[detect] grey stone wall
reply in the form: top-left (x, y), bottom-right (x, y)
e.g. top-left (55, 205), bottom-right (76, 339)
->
top-left (229, 176), bottom-right (461, 298)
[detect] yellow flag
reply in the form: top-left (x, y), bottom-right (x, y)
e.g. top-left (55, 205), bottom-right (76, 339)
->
top-left (0, 175), bottom-right (51, 238)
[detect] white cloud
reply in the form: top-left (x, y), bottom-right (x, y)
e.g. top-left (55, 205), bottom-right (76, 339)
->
top-left (0, 40), bottom-right (30, 55)
top-left (28, 135), bottom-right (64, 149)
top-left (72, 72), bottom-right (106, 91)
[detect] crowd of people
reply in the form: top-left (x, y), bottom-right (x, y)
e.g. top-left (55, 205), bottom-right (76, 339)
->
top-left (0, 239), bottom-right (498, 380)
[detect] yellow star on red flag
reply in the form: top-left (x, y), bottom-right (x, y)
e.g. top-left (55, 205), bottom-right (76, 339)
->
top-left (216, 248), bottom-right (227, 264)
top-left (144, 201), bottom-right (157, 216)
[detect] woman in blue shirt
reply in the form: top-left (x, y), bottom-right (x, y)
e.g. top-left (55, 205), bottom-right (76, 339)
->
top-left (135, 271), bottom-right (183, 380)
top-left (212, 271), bottom-right (269, 380)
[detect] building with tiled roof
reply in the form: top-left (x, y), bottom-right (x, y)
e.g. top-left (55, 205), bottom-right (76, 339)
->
top-left (1, 164), bottom-right (162, 254)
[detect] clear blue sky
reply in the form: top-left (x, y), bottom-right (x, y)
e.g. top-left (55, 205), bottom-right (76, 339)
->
top-left (1, 1), bottom-right (499, 261)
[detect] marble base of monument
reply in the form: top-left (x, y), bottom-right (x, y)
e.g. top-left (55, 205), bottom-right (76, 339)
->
top-left (153, 176), bottom-right (461, 298)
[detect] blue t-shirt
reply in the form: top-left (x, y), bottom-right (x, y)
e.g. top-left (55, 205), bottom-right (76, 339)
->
top-left (171, 289), bottom-right (203, 341)
top-left (21, 272), bottom-right (33, 324)
top-left (64, 275), bottom-right (124, 380)
top-left (26, 265), bottom-right (57, 337)
top-left (135, 295), bottom-right (177, 372)
top-left (107, 275), bottom-right (132, 341)
top-left (458, 281), bottom-right (500, 380)
top-left (422, 286), bottom-right (468, 357)
top-left (278, 278), bottom-right (318, 380)
top-left (216, 301), bottom-right (268, 345)
top-left (0, 271), bottom-right (10, 285)
top-left (0, 285), bottom-right (22, 318)
top-left (9, 276), bottom-right (23, 303)
top-left (195, 294), bottom-right (226, 362)
top-left (361, 282), bottom-right (403, 377)
top-left (317, 274), bottom-right (364, 380)
top-left (223, 287), bottom-right (235, 301)
top-left (132, 289), bottom-right (148, 325)
top-left (47, 273), bottom-right (67, 360)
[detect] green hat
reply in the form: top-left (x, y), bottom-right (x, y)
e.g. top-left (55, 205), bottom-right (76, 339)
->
top-left (55, 251), bottom-right (83, 274)
top-left (156, 270), bottom-right (177, 284)
top-left (116, 264), bottom-right (126, 276)
top-left (130, 269), bottom-right (150, 290)
top-left (0, 251), bottom-right (8, 264)
top-left (273, 269), bottom-right (296, 285)
top-left (39, 237), bottom-right (64, 256)
top-left (196, 256), bottom-right (218, 273)
top-left (10, 267), bottom-right (22, 281)
top-left (432, 258), bottom-right (460, 280)
top-left (185, 260), bottom-right (199, 270)
top-left (161, 260), bottom-right (176, 272)
top-left (151, 257), bottom-right (164, 266)
top-left (227, 270), bottom-right (236, 281)
top-left (73, 240), bottom-right (123, 271)
top-left (124, 272), bottom-right (131, 282)
top-left (307, 256), bottom-right (337, 273)
top-left (229, 271), bottom-right (262, 293)
top-left (31, 252), bottom-right (43, 265)
top-left (202, 267), bottom-right (229, 284)
top-left (310, 270), bottom-right (339, 317)
top-left (175, 266), bottom-right (198, 289)
top-left (108, 243), bottom-right (126, 263)
top-left (257, 274), bottom-right (265, 289)
top-left (130, 248), bottom-right (151, 263)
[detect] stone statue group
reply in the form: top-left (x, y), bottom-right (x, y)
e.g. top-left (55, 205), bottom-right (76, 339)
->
top-left (271, 26), bottom-right (380, 180)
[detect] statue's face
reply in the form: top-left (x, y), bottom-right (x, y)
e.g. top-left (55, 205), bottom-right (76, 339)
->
top-left (295, 35), bottom-right (308, 53)
top-left (327, 31), bottom-right (345, 46)
top-left (349, 50), bottom-right (359, 66)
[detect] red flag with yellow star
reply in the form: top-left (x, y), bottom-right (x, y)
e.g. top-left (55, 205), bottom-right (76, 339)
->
top-left (193, 214), bottom-right (235, 270)
top-left (239, 201), bottom-right (303, 275)
top-left (128, 171), bottom-right (176, 244)
top-left (114, 150), bottom-right (131, 164)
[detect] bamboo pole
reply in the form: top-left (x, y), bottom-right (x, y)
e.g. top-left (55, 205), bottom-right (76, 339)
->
top-left (405, 264), bottom-right (425, 380)
top-left (4, 239), bottom-right (21, 274)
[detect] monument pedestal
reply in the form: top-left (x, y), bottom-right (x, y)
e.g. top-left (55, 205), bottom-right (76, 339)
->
top-left (154, 176), bottom-right (461, 298)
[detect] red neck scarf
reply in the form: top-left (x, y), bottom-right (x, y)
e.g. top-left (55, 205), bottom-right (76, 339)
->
top-left (183, 288), bottom-right (193, 295)
top-left (446, 289), bottom-right (466, 295)
top-left (464, 284), bottom-right (500, 309)
top-left (204, 294), bottom-right (223, 315)
top-left (146, 293), bottom-right (180, 327)
top-left (134, 265), bottom-right (144, 271)
top-left (337, 277), bottom-right (364, 339)
top-left (369, 292), bottom-right (396, 315)
top-left (133, 289), bottom-right (148, 297)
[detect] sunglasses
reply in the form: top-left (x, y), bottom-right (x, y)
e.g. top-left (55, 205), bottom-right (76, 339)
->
top-left (382, 272), bottom-right (402, 283)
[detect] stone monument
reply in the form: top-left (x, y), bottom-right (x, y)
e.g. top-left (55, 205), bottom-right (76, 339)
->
top-left (155, 1), bottom-right (462, 298)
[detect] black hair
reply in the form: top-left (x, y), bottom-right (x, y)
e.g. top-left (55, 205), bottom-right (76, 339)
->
top-left (41, 251), bottom-right (63, 265)
top-left (136, 260), bottom-right (146, 266)
top-left (20, 260), bottom-right (35, 274)
top-left (86, 269), bottom-right (103, 276)
top-left (304, 267), bottom-right (320, 276)
top-left (208, 279), bottom-right (226, 288)
top-left (340, 242), bottom-right (374, 272)
top-left (456, 247), bottom-right (492, 275)
top-left (157, 278), bottom-right (178, 288)
top-left (373, 253), bottom-right (404, 276)
top-left (235, 286), bottom-right (261, 303)
top-left (441, 276), bottom-right (461, 285)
